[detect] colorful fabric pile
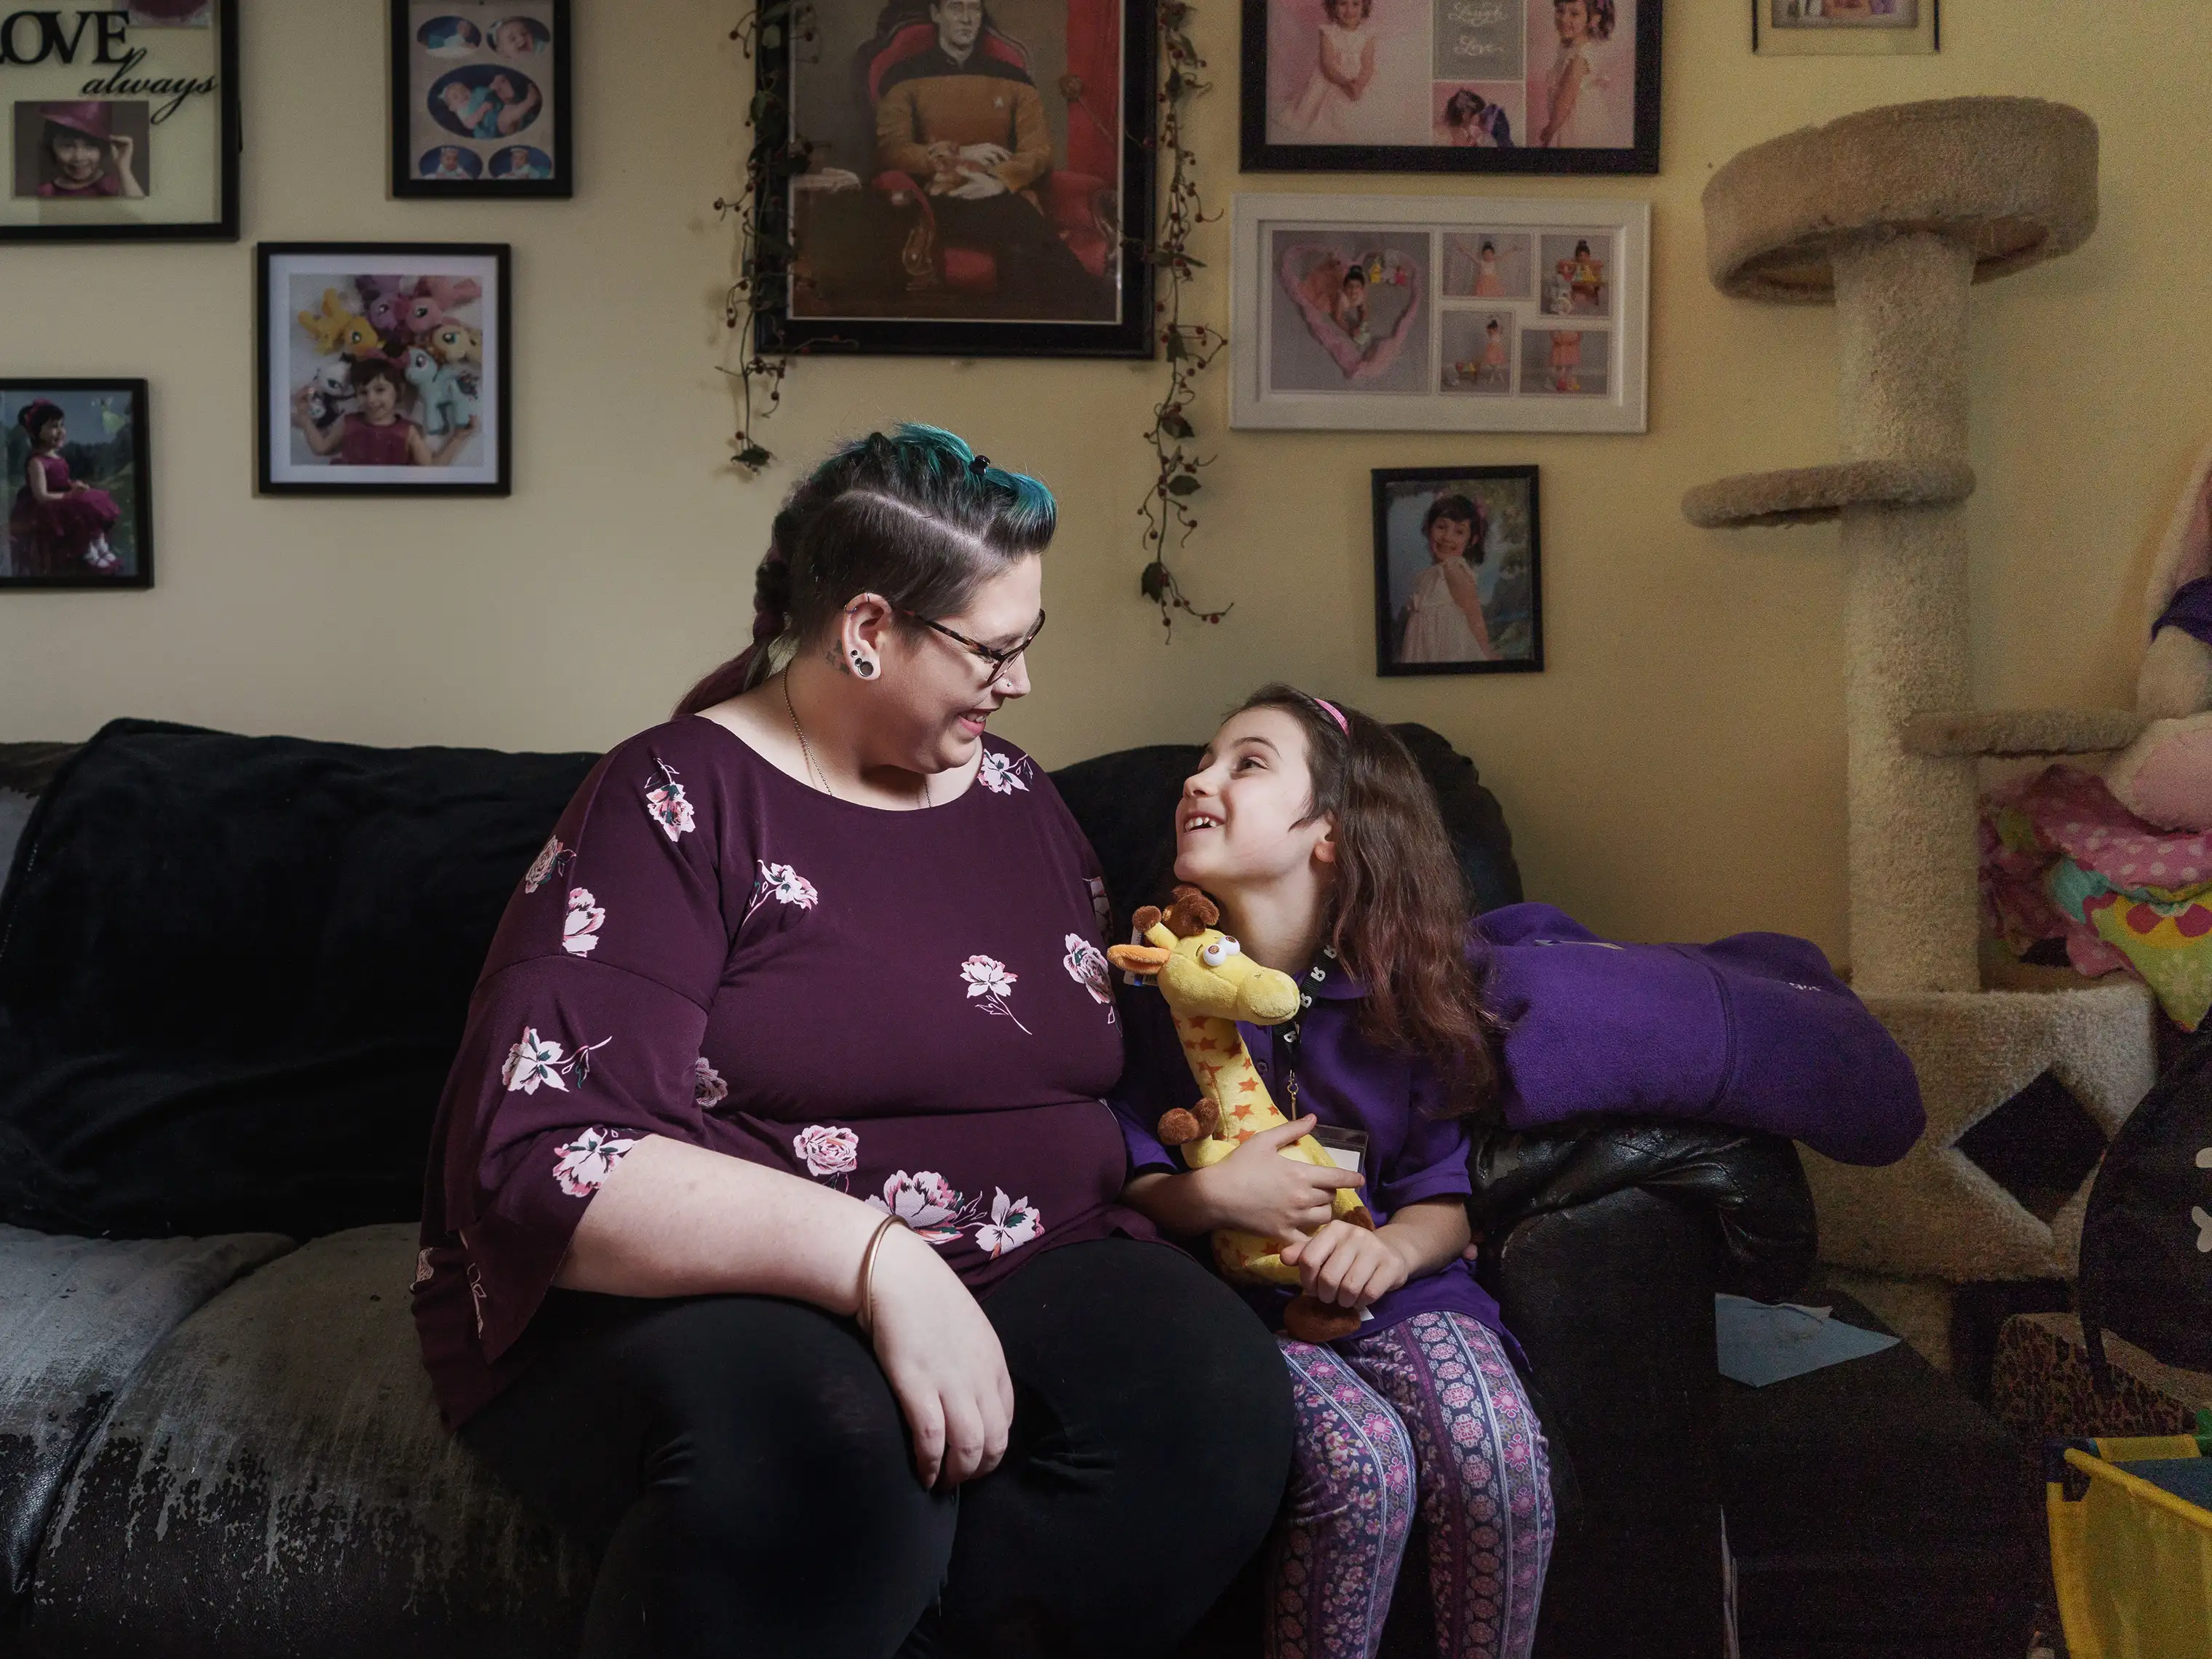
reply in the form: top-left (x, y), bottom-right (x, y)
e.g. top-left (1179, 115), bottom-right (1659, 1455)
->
top-left (1983, 765), bottom-right (2212, 1030)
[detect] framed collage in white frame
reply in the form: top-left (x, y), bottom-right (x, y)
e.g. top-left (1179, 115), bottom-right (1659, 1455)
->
top-left (1230, 193), bottom-right (1650, 432)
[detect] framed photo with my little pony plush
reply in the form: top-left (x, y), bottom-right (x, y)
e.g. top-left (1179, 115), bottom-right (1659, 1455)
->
top-left (255, 243), bottom-right (511, 496)
top-left (390, 1), bottom-right (571, 198)
top-left (1, 380), bottom-right (152, 590)
top-left (1241, 0), bottom-right (1660, 175)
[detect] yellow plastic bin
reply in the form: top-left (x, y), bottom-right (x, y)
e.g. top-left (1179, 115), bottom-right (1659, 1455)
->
top-left (2048, 1419), bottom-right (2212, 1659)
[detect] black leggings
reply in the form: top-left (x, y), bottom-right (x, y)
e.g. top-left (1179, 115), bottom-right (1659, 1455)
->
top-left (464, 1238), bottom-right (1294, 1659)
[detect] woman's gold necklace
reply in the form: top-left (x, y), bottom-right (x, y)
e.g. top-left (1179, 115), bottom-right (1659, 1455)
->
top-left (781, 673), bottom-right (928, 808)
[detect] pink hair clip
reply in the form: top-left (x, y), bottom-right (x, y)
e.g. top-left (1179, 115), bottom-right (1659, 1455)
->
top-left (1310, 696), bottom-right (1350, 736)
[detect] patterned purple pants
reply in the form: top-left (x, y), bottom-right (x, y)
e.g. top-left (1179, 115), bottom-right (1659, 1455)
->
top-left (1269, 1312), bottom-right (1553, 1659)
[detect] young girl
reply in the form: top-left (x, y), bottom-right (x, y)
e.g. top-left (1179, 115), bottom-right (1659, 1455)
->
top-left (9, 401), bottom-right (121, 577)
top-left (1401, 493), bottom-right (1497, 664)
top-left (1473, 238), bottom-right (1506, 297)
top-left (1480, 318), bottom-right (1509, 387)
top-left (1535, 0), bottom-right (1618, 149)
top-left (1548, 328), bottom-right (1583, 393)
top-left (1111, 687), bottom-right (1549, 1659)
top-left (34, 103), bottom-right (144, 200)
top-left (1281, 0), bottom-right (1377, 142)
top-left (1434, 89), bottom-right (1513, 148)
top-left (290, 356), bottom-right (475, 467)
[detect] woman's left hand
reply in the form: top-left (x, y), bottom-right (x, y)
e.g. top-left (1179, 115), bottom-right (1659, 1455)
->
top-left (1280, 1219), bottom-right (1409, 1310)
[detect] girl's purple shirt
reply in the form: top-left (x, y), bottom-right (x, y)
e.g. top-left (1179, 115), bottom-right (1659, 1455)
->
top-left (412, 717), bottom-right (1147, 1428)
top-left (1107, 899), bottom-right (1925, 1350)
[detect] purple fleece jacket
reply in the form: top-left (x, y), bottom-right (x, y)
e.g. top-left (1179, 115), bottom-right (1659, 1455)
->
top-left (1479, 903), bottom-right (1923, 1166)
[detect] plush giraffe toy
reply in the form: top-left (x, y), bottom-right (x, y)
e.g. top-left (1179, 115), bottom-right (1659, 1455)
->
top-left (1108, 885), bottom-right (1376, 1342)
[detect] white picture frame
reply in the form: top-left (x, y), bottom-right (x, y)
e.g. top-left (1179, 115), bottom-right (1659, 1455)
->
top-left (1230, 192), bottom-right (1650, 434)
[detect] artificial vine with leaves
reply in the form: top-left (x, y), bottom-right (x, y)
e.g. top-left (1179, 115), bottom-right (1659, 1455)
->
top-left (1135, 0), bottom-right (1228, 632)
top-left (717, 0), bottom-right (817, 473)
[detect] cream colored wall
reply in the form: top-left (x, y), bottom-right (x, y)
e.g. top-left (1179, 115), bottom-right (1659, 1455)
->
top-left (0, 2), bottom-right (2199, 963)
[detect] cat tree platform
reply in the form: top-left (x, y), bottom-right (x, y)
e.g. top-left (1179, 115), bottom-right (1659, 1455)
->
top-left (1687, 99), bottom-right (2145, 1289)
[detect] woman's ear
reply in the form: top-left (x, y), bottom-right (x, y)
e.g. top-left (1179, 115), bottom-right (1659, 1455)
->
top-left (837, 593), bottom-right (895, 678)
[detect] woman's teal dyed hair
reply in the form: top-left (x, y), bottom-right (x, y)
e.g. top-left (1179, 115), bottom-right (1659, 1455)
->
top-left (677, 424), bottom-right (1057, 711)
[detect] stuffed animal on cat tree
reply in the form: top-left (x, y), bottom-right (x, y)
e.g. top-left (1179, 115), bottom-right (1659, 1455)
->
top-left (1107, 885), bottom-right (1377, 1342)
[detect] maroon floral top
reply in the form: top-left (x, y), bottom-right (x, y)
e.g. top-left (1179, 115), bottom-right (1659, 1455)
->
top-left (413, 717), bottom-right (1145, 1427)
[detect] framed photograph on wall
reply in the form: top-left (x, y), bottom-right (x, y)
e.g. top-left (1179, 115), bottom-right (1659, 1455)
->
top-left (1242, 0), bottom-right (1660, 175)
top-left (1231, 192), bottom-right (1649, 432)
top-left (0, 0), bottom-right (240, 243)
top-left (1374, 466), bottom-right (1539, 675)
top-left (756, 0), bottom-right (1157, 357)
top-left (256, 243), bottom-right (511, 496)
top-left (391, 1), bottom-right (572, 197)
top-left (1, 379), bottom-right (152, 590)
top-left (1754, 0), bottom-right (1936, 54)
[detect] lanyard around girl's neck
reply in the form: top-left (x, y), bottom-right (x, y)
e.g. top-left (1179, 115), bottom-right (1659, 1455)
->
top-left (1275, 945), bottom-right (1335, 1114)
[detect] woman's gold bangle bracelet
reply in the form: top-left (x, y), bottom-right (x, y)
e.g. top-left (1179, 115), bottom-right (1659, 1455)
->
top-left (856, 1212), bottom-right (908, 1337)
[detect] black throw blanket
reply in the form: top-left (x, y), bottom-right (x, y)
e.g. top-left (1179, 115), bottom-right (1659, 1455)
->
top-left (0, 720), bottom-right (597, 1239)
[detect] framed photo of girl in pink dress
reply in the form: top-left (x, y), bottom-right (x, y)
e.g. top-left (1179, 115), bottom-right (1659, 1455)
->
top-left (1373, 465), bottom-right (1540, 676)
top-left (1, 380), bottom-right (152, 590)
top-left (1242, 0), bottom-right (1659, 175)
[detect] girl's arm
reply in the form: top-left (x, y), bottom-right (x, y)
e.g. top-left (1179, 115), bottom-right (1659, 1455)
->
top-left (427, 418), bottom-right (479, 465)
top-left (1442, 559), bottom-right (1497, 658)
top-left (108, 134), bottom-right (145, 199)
top-left (1281, 1196), bottom-right (1471, 1310)
top-left (1123, 1115), bottom-right (1365, 1240)
top-left (25, 459), bottom-right (57, 503)
top-left (1539, 55), bottom-right (1586, 146)
top-left (1317, 28), bottom-right (1358, 94)
top-left (290, 388), bottom-right (344, 455)
top-left (1350, 36), bottom-right (1376, 98)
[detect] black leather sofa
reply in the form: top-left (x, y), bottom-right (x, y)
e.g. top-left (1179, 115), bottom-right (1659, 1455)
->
top-left (0, 719), bottom-right (1818, 1659)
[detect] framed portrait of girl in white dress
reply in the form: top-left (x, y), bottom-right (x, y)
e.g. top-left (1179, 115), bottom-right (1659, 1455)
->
top-left (1373, 466), bottom-right (1540, 676)
top-left (1241, 0), bottom-right (1660, 175)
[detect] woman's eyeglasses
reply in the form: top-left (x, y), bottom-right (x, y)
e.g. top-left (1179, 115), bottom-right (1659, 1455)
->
top-left (896, 608), bottom-right (1047, 676)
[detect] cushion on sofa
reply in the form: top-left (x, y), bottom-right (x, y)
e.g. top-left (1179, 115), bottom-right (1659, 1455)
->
top-left (27, 1225), bottom-right (589, 1659)
top-left (0, 720), bottom-right (599, 1239)
top-left (0, 1225), bottom-right (294, 1604)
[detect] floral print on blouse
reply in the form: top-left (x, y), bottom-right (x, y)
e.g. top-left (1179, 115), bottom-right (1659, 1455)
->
top-left (413, 719), bottom-right (1143, 1429)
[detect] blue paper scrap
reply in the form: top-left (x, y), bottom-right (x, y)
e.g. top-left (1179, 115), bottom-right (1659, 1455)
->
top-left (1715, 1294), bottom-right (1901, 1388)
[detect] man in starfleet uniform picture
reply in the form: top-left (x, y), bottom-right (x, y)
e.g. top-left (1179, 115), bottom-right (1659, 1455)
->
top-left (872, 0), bottom-right (1110, 319)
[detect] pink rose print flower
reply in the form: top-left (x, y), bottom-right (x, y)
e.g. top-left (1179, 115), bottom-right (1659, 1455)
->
top-left (693, 1057), bottom-right (728, 1110)
top-left (501, 1026), bottom-right (613, 1094)
top-left (413, 1249), bottom-right (436, 1289)
top-left (961, 953), bottom-right (1032, 1035)
top-left (523, 836), bottom-right (568, 894)
top-left (562, 887), bottom-right (606, 957)
top-left (552, 1126), bottom-right (639, 1197)
top-left (977, 751), bottom-right (1030, 795)
top-left (1062, 933), bottom-right (1113, 1013)
top-left (793, 1123), bottom-right (859, 1179)
top-left (467, 1262), bottom-right (488, 1336)
top-left (975, 1188), bottom-right (1042, 1258)
top-left (867, 1169), bottom-right (966, 1244)
top-left (745, 860), bottom-right (819, 924)
top-left (644, 758), bottom-right (696, 842)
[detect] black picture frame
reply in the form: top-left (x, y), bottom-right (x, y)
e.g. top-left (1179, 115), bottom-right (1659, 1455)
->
top-left (389, 0), bottom-right (573, 199)
top-left (255, 242), bottom-right (513, 498)
top-left (757, 0), bottom-right (1158, 359)
top-left (1241, 0), bottom-right (1660, 175)
top-left (1372, 464), bottom-right (1542, 676)
top-left (0, 0), bottom-right (240, 244)
top-left (1, 378), bottom-right (154, 590)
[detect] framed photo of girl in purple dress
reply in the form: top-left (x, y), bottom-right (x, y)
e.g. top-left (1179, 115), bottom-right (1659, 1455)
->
top-left (1242, 0), bottom-right (1660, 175)
top-left (1373, 465), bottom-right (1540, 676)
top-left (2, 380), bottom-right (152, 590)
top-left (756, 0), bottom-right (1158, 357)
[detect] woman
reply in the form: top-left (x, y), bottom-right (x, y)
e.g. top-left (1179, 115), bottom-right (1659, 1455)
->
top-left (1399, 493), bottom-right (1497, 664)
top-left (415, 425), bottom-right (1293, 1658)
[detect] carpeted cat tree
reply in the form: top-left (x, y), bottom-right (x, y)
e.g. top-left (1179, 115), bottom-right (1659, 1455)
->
top-left (1684, 99), bottom-right (2157, 1294)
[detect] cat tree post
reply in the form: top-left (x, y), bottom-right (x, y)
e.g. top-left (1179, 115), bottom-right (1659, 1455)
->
top-left (1686, 100), bottom-right (2156, 1295)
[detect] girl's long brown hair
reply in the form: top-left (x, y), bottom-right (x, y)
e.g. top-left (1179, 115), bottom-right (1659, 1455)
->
top-left (1238, 685), bottom-right (1503, 1119)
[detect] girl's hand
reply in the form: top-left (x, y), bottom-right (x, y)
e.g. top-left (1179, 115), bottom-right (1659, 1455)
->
top-left (864, 1225), bottom-right (1014, 1492)
top-left (1281, 1220), bottom-right (1409, 1310)
top-left (1195, 1115), bottom-right (1365, 1241)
